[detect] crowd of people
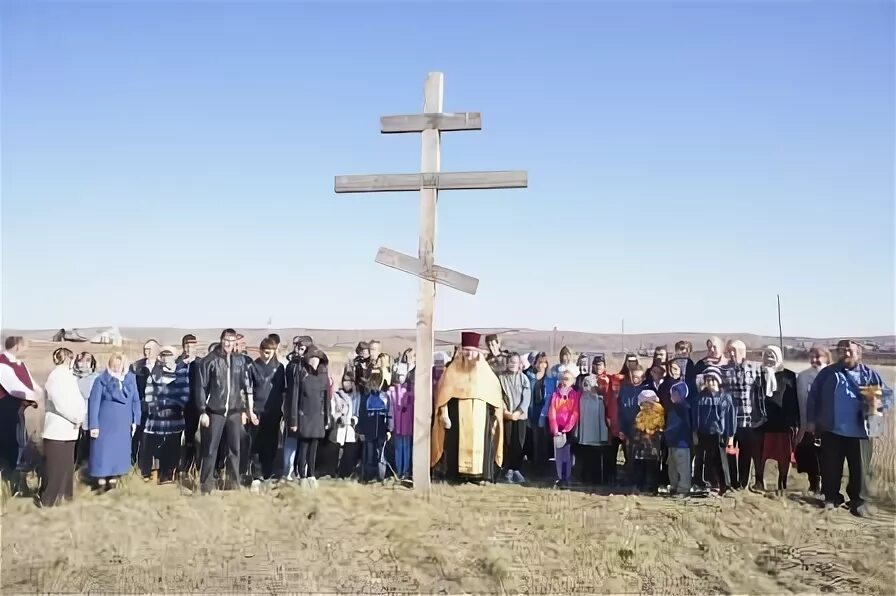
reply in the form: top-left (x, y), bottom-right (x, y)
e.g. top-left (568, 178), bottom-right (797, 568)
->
top-left (0, 331), bottom-right (891, 518)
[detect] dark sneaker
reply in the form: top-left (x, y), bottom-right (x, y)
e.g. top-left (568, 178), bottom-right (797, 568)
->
top-left (851, 504), bottom-right (871, 518)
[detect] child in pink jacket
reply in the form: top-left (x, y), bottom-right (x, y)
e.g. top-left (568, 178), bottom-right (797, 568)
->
top-left (388, 364), bottom-right (413, 480)
top-left (548, 370), bottom-right (580, 487)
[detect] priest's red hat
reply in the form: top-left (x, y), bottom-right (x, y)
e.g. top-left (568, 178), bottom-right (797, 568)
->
top-left (461, 332), bottom-right (482, 350)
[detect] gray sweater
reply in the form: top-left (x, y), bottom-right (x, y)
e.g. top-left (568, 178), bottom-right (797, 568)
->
top-left (577, 391), bottom-right (610, 446)
top-left (499, 372), bottom-right (531, 418)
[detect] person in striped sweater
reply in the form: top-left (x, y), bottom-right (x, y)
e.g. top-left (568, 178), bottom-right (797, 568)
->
top-left (141, 346), bottom-right (189, 484)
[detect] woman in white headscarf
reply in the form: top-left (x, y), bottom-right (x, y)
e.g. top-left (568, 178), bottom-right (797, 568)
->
top-left (752, 345), bottom-right (799, 493)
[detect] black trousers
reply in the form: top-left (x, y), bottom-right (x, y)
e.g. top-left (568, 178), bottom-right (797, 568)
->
top-left (199, 412), bottom-right (243, 494)
top-left (253, 413), bottom-right (280, 479)
top-left (633, 458), bottom-right (659, 492)
top-left (728, 427), bottom-right (758, 489)
top-left (316, 440), bottom-right (340, 478)
top-left (139, 432), bottom-right (181, 480)
top-left (696, 433), bottom-right (731, 494)
top-left (820, 432), bottom-right (867, 508)
top-left (131, 411), bottom-right (147, 465)
top-left (606, 439), bottom-right (621, 484)
top-left (297, 438), bottom-right (319, 479)
top-left (41, 439), bottom-right (75, 507)
top-left (75, 429), bottom-right (91, 467)
top-left (337, 442), bottom-right (362, 478)
top-left (577, 444), bottom-right (615, 485)
top-left (503, 420), bottom-right (526, 471)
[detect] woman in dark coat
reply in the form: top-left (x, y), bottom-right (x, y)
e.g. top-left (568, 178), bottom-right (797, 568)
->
top-left (752, 346), bottom-right (799, 493)
top-left (285, 346), bottom-right (329, 488)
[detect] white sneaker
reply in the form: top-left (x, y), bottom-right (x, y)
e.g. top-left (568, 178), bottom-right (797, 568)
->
top-left (250, 479), bottom-right (261, 493)
top-left (504, 470), bottom-right (515, 483)
top-left (309, 476), bottom-right (318, 489)
top-left (513, 471), bottom-right (526, 484)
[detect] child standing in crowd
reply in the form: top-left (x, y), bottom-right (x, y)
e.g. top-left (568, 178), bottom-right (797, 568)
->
top-left (631, 390), bottom-right (664, 494)
top-left (548, 370), bottom-right (580, 488)
top-left (664, 380), bottom-right (692, 497)
top-left (617, 365), bottom-right (645, 482)
top-left (692, 366), bottom-right (736, 496)
top-left (500, 353), bottom-right (531, 484)
top-left (389, 363), bottom-right (413, 480)
top-left (332, 371), bottom-right (362, 479)
top-left (360, 370), bottom-right (392, 482)
top-left (576, 375), bottom-right (612, 485)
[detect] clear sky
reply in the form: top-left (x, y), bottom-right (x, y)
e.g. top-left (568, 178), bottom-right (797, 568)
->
top-left (2, 1), bottom-right (893, 337)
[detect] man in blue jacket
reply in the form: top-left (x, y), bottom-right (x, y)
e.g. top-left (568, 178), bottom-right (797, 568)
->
top-left (807, 340), bottom-right (892, 516)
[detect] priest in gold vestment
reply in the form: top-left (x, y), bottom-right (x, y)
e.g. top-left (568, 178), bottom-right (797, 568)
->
top-left (431, 332), bottom-right (504, 482)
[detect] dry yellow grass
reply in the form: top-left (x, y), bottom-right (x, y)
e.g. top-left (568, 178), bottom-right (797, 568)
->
top-left (2, 473), bottom-right (894, 594)
top-left (3, 343), bottom-right (895, 594)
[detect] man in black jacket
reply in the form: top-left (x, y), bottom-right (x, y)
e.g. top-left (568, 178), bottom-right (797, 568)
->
top-left (245, 337), bottom-right (285, 482)
top-left (197, 329), bottom-right (251, 494)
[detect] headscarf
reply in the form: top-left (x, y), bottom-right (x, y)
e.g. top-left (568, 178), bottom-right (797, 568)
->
top-left (637, 389), bottom-right (659, 406)
top-left (763, 345), bottom-right (784, 398)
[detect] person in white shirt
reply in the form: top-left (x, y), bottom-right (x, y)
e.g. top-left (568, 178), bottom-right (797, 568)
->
top-left (794, 345), bottom-right (831, 494)
top-left (41, 348), bottom-right (85, 507)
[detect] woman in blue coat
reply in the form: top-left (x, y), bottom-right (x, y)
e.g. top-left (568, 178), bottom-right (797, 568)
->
top-left (88, 353), bottom-right (141, 491)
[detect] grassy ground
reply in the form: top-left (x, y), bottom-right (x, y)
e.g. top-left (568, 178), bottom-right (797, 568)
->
top-left (2, 466), bottom-right (894, 595)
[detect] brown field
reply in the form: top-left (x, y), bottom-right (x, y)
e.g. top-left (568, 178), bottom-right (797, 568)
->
top-left (2, 336), bottom-right (895, 594)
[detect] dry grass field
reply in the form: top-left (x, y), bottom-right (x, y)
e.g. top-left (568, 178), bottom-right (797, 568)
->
top-left (2, 338), bottom-right (894, 594)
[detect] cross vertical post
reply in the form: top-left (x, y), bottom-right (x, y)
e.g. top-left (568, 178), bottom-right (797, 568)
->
top-left (412, 73), bottom-right (442, 493)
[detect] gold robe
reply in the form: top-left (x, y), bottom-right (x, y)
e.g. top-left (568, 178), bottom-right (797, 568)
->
top-left (430, 359), bottom-right (505, 473)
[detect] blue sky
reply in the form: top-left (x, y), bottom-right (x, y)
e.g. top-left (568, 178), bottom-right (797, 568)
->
top-left (2, 1), bottom-right (893, 337)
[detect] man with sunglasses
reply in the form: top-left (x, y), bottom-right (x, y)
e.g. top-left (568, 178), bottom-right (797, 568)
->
top-left (807, 340), bottom-right (892, 516)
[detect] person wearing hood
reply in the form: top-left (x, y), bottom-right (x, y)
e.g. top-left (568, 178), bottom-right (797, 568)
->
top-left (141, 346), bottom-right (188, 484)
top-left (549, 346), bottom-right (575, 380)
top-left (794, 346), bottom-right (831, 494)
top-left (576, 375), bottom-right (612, 485)
top-left (574, 354), bottom-right (591, 392)
top-left (246, 337), bottom-right (285, 482)
top-left (807, 340), bottom-right (893, 516)
top-left (41, 348), bottom-right (85, 507)
top-left (751, 346), bottom-right (799, 493)
top-left (500, 353), bottom-right (531, 484)
top-left (691, 366), bottom-right (736, 496)
top-left (88, 353), bottom-right (141, 491)
top-left (690, 338), bottom-right (723, 488)
top-left (284, 346), bottom-right (329, 488)
top-left (721, 339), bottom-right (762, 489)
top-left (332, 371), bottom-right (362, 478)
top-left (72, 351), bottom-right (99, 470)
top-left (631, 389), bottom-right (664, 494)
top-left (664, 380), bottom-right (693, 497)
top-left (388, 363), bottom-right (413, 480)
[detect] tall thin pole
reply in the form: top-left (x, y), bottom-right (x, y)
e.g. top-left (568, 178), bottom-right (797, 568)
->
top-left (777, 294), bottom-right (784, 352)
top-left (411, 72), bottom-right (443, 494)
top-left (621, 318), bottom-right (625, 354)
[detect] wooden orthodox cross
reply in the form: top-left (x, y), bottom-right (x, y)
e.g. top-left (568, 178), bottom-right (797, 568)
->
top-left (335, 72), bottom-right (527, 492)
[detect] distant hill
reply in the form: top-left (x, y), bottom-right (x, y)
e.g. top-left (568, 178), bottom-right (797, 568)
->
top-left (4, 326), bottom-right (893, 358)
